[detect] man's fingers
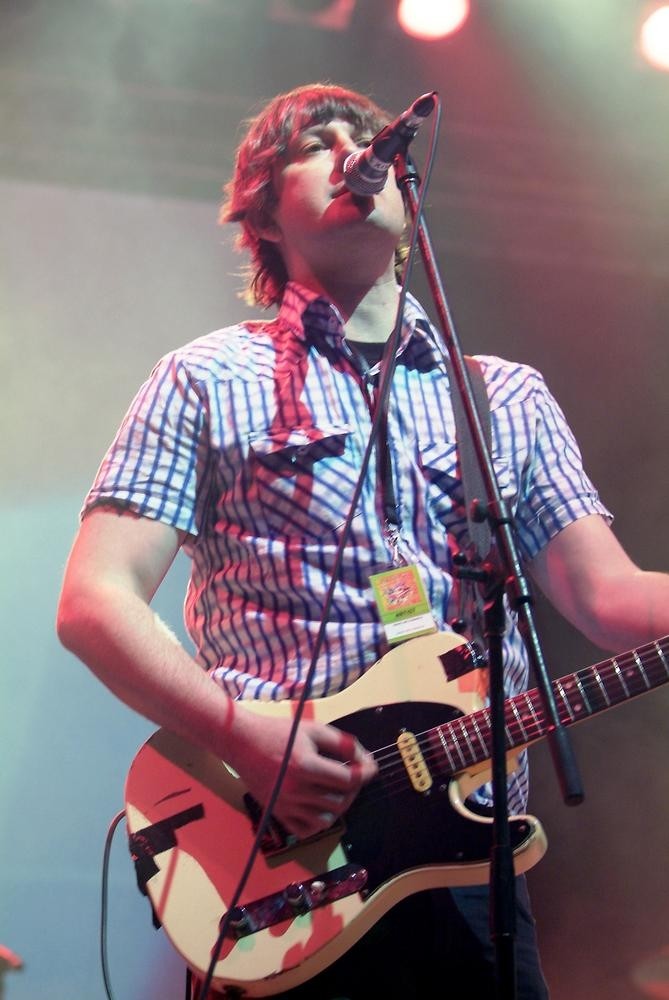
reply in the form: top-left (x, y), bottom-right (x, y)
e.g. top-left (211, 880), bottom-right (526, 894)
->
top-left (309, 724), bottom-right (378, 781)
top-left (271, 722), bottom-right (379, 837)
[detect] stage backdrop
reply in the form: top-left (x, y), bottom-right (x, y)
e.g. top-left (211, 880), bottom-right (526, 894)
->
top-left (1, 2), bottom-right (668, 998)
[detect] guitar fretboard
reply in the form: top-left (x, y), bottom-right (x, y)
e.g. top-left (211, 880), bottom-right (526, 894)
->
top-left (434, 636), bottom-right (669, 774)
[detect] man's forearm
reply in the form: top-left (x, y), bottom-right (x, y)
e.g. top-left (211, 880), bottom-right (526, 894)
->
top-left (588, 568), bottom-right (669, 652)
top-left (57, 580), bottom-right (237, 759)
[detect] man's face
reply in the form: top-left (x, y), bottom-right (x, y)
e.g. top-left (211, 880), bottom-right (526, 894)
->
top-left (264, 118), bottom-right (407, 283)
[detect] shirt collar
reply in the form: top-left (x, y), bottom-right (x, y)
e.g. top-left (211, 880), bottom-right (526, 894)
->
top-left (277, 281), bottom-right (442, 363)
top-left (278, 282), bottom-right (343, 341)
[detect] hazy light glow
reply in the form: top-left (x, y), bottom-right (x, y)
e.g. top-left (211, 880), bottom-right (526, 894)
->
top-left (640, 5), bottom-right (669, 71)
top-left (397, 0), bottom-right (470, 40)
top-left (269, 0), bottom-right (356, 31)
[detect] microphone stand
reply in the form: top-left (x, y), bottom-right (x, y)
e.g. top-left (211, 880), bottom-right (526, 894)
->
top-left (395, 149), bottom-right (585, 999)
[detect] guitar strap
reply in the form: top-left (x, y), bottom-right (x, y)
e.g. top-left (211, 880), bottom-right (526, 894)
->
top-left (446, 355), bottom-right (493, 642)
top-left (454, 356), bottom-right (493, 559)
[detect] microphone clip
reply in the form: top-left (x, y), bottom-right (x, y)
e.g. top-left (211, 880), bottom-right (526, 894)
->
top-left (343, 91), bottom-right (437, 197)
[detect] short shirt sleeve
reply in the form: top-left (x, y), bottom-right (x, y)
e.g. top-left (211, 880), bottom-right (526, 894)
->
top-left (509, 367), bottom-right (613, 560)
top-left (82, 353), bottom-right (208, 536)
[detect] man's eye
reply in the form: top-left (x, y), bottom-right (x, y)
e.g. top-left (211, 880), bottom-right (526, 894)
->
top-left (300, 141), bottom-right (325, 155)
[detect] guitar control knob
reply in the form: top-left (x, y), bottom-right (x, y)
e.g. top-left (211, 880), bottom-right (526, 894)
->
top-left (309, 880), bottom-right (327, 902)
top-left (285, 882), bottom-right (311, 912)
top-left (226, 906), bottom-right (255, 937)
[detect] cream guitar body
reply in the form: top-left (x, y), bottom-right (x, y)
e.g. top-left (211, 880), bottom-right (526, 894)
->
top-left (125, 631), bottom-right (669, 996)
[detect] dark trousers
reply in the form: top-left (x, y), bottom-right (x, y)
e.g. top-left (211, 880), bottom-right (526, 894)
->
top-left (202, 876), bottom-right (549, 1000)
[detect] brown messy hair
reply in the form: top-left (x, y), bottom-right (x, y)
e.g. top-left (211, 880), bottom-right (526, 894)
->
top-left (220, 82), bottom-right (402, 310)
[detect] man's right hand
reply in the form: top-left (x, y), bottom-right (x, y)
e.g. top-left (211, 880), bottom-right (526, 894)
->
top-left (225, 708), bottom-right (378, 840)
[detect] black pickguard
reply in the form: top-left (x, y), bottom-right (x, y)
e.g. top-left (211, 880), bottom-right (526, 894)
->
top-left (333, 702), bottom-right (532, 896)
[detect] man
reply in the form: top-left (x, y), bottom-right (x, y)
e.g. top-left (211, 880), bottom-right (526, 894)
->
top-left (57, 83), bottom-right (669, 999)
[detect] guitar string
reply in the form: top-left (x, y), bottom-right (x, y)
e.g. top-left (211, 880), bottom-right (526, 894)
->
top-left (367, 642), bottom-right (669, 773)
top-left (340, 643), bottom-right (669, 811)
top-left (236, 641), bottom-right (669, 858)
top-left (342, 663), bottom-right (669, 817)
top-left (378, 639), bottom-right (669, 771)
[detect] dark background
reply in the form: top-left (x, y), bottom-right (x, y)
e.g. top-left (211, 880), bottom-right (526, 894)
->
top-left (1, 2), bottom-right (668, 997)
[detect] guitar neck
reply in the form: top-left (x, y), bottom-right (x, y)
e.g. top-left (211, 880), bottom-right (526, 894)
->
top-left (437, 636), bottom-right (669, 772)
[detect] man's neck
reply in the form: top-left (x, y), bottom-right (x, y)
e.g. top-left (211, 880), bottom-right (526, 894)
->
top-left (340, 278), bottom-right (401, 344)
top-left (294, 271), bottom-right (401, 344)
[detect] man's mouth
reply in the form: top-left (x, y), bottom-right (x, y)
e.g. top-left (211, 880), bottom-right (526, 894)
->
top-left (332, 183), bottom-right (374, 208)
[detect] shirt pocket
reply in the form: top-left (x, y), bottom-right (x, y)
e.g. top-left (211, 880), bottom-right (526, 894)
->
top-left (247, 422), bottom-right (362, 540)
top-left (418, 438), bottom-right (513, 532)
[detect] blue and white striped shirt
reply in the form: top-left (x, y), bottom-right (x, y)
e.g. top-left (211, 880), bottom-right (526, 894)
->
top-left (84, 282), bottom-right (611, 809)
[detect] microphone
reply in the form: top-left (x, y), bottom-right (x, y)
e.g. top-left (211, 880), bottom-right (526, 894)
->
top-left (343, 91), bottom-right (437, 197)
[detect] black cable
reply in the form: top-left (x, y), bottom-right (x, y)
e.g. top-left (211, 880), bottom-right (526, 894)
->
top-left (195, 96), bottom-right (442, 1000)
top-left (101, 808), bottom-right (195, 1000)
top-left (100, 808), bottom-right (126, 1000)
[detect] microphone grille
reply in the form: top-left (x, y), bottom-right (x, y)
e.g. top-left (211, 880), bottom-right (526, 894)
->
top-left (342, 153), bottom-right (387, 197)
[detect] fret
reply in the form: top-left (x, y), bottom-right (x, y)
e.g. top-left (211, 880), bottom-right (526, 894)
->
top-left (483, 707), bottom-right (514, 751)
top-left (428, 636), bottom-right (669, 787)
top-left (621, 651), bottom-right (649, 691)
top-left (581, 672), bottom-right (611, 712)
top-left (574, 673), bottom-right (593, 714)
top-left (653, 640), bottom-right (669, 677)
top-left (457, 718), bottom-right (476, 765)
top-left (522, 691), bottom-right (542, 736)
top-left (633, 650), bottom-right (651, 689)
top-left (592, 666), bottom-right (611, 707)
top-left (555, 681), bottom-right (574, 722)
top-left (554, 679), bottom-right (576, 722)
top-left (469, 711), bottom-right (489, 759)
top-left (436, 725), bottom-right (458, 772)
top-left (509, 699), bottom-right (530, 743)
top-left (450, 728), bottom-right (468, 769)
top-left (611, 657), bottom-right (630, 699)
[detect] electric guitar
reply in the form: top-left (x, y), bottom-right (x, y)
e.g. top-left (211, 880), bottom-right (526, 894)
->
top-left (124, 631), bottom-right (669, 996)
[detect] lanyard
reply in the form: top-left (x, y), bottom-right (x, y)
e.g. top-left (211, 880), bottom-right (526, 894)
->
top-left (346, 339), bottom-right (400, 532)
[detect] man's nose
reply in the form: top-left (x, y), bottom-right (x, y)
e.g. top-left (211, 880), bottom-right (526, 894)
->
top-left (333, 132), bottom-right (360, 173)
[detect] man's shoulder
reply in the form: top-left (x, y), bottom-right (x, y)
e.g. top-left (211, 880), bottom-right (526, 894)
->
top-left (470, 353), bottom-right (547, 404)
top-left (163, 317), bottom-right (287, 382)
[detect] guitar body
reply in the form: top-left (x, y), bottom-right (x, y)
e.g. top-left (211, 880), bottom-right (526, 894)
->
top-left (125, 633), bottom-right (547, 996)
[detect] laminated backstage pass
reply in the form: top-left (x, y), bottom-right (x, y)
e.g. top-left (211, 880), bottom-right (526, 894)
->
top-left (370, 564), bottom-right (438, 645)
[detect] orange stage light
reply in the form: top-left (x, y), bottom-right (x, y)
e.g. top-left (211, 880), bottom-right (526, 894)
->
top-left (640, 5), bottom-right (669, 71)
top-left (397, 0), bottom-right (470, 41)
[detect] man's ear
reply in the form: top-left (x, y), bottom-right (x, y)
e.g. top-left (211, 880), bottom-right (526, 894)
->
top-left (249, 210), bottom-right (282, 245)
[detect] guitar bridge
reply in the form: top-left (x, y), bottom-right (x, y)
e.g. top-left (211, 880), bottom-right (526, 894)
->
top-left (224, 864), bottom-right (368, 939)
